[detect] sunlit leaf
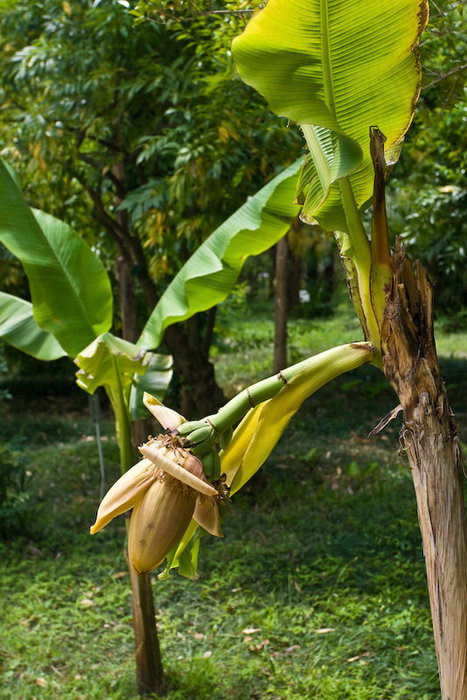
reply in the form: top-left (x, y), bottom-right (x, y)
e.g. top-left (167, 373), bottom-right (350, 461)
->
top-left (233, 0), bottom-right (428, 229)
top-left (0, 292), bottom-right (66, 360)
top-left (138, 159), bottom-right (302, 349)
top-left (0, 159), bottom-right (113, 357)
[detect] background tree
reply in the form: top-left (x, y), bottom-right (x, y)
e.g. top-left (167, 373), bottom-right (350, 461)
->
top-left (0, 0), bottom-right (302, 414)
top-left (388, 0), bottom-right (467, 312)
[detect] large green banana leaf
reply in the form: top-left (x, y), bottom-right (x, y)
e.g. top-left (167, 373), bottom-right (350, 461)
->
top-left (0, 159), bottom-right (113, 357)
top-left (138, 159), bottom-right (303, 349)
top-left (0, 292), bottom-right (66, 361)
top-left (232, 0), bottom-right (428, 230)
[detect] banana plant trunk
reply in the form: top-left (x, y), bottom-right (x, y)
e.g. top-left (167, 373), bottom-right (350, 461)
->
top-left (115, 288), bottom-right (166, 696)
top-left (130, 568), bottom-right (166, 696)
top-left (382, 245), bottom-right (467, 700)
top-left (274, 235), bottom-right (289, 373)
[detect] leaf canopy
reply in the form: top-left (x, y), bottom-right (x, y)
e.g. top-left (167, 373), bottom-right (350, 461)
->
top-left (0, 159), bottom-right (113, 358)
top-left (233, 0), bottom-right (429, 229)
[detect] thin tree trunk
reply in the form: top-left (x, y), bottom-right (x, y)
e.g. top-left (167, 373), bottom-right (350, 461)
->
top-left (130, 568), bottom-right (167, 697)
top-left (113, 161), bottom-right (166, 696)
top-left (382, 246), bottom-right (467, 700)
top-left (115, 253), bottom-right (139, 343)
top-left (274, 236), bottom-right (288, 373)
top-left (164, 323), bottom-right (225, 417)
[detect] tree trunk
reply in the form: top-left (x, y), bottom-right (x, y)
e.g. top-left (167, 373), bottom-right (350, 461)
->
top-left (274, 236), bottom-right (288, 373)
top-left (382, 246), bottom-right (467, 700)
top-left (164, 323), bottom-right (225, 417)
top-left (130, 568), bottom-right (167, 697)
top-left (115, 253), bottom-right (139, 343)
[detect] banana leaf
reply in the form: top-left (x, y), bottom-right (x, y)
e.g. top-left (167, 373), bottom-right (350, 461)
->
top-left (0, 159), bottom-right (113, 357)
top-left (138, 159), bottom-right (303, 349)
top-left (0, 292), bottom-right (66, 361)
top-left (232, 0), bottom-right (428, 230)
top-left (75, 332), bottom-right (170, 398)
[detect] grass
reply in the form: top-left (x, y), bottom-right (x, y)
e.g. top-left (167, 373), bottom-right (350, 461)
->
top-left (0, 299), bottom-right (466, 699)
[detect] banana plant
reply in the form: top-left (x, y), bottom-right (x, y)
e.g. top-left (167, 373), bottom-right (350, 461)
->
top-left (93, 2), bottom-right (466, 698)
top-left (229, 2), bottom-right (466, 698)
top-left (0, 158), bottom-right (171, 695)
top-left (0, 150), bottom-right (328, 694)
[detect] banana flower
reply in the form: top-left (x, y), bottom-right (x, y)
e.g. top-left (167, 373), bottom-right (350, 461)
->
top-left (90, 397), bottom-right (222, 574)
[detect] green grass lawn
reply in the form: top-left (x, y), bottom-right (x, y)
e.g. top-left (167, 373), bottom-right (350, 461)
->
top-left (0, 300), bottom-right (466, 699)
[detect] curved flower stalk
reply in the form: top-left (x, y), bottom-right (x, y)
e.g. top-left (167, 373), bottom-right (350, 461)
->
top-left (92, 343), bottom-right (374, 576)
top-left (90, 399), bottom-right (221, 574)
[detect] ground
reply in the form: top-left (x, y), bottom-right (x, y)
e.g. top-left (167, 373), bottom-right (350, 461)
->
top-left (0, 299), bottom-right (466, 699)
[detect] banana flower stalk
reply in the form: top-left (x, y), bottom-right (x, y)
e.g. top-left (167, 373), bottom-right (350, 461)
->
top-left (90, 399), bottom-right (221, 574)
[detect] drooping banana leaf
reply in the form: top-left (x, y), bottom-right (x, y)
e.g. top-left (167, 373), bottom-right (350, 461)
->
top-left (0, 292), bottom-right (66, 361)
top-left (0, 159), bottom-right (113, 357)
top-left (137, 159), bottom-right (303, 349)
top-left (232, 0), bottom-right (428, 230)
top-left (221, 342), bottom-right (373, 494)
top-left (75, 332), bottom-right (171, 398)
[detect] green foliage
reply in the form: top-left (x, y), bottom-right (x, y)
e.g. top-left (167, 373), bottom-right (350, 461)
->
top-left (389, 97), bottom-right (467, 310)
top-left (419, 0), bottom-right (467, 110)
top-left (232, 0), bottom-right (426, 231)
top-left (387, 1), bottom-right (467, 311)
top-left (138, 159), bottom-right (302, 348)
top-left (2, 302), bottom-right (464, 695)
top-left (0, 293), bottom-right (66, 361)
top-left (0, 0), bottom-right (302, 310)
top-left (0, 160), bottom-right (113, 357)
top-left (0, 445), bottom-right (34, 539)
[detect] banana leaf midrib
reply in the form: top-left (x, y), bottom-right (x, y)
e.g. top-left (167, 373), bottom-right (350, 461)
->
top-left (320, 0), bottom-right (336, 122)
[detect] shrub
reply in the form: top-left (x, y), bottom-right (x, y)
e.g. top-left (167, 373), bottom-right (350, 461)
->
top-left (0, 445), bottom-right (34, 539)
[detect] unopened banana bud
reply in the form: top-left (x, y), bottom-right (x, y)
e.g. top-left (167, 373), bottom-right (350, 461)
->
top-left (128, 473), bottom-right (197, 574)
top-left (91, 433), bottom-right (221, 574)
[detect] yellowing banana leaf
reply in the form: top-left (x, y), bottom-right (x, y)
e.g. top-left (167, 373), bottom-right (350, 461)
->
top-left (138, 159), bottom-right (302, 349)
top-left (75, 332), bottom-right (171, 398)
top-left (162, 342), bottom-right (373, 578)
top-left (232, 0), bottom-right (428, 230)
top-left (222, 342), bottom-right (373, 494)
top-left (0, 292), bottom-right (66, 361)
top-left (0, 159), bottom-right (113, 357)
